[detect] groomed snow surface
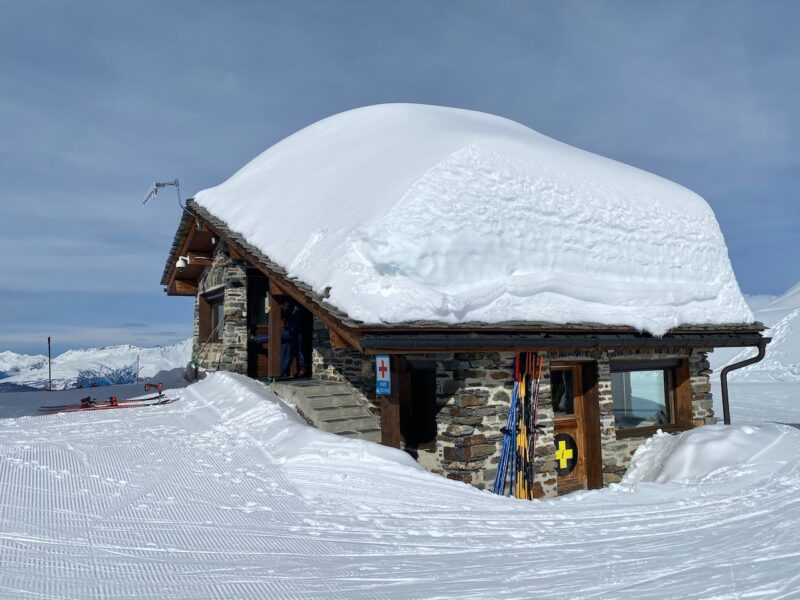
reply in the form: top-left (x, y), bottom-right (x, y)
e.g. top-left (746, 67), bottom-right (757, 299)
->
top-left (2, 372), bottom-right (799, 599)
top-left (195, 103), bottom-right (752, 335)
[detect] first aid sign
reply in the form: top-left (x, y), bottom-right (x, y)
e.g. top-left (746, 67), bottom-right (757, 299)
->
top-left (376, 355), bottom-right (391, 396)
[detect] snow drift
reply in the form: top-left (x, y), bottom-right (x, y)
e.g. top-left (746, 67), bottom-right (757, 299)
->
top-left (623, 423), bottom-right (793, 485)
top-left (195, 103), bottom-right (752, 335)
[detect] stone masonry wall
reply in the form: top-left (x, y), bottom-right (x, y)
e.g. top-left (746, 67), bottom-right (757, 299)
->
top-left (430, 352), bottom-right (559, 497)
top-left (690, 350), bottom-right (715, 426)
top-left (192, 243), bottom-right (249, 374)
top-left (310, 318), bottom-right (379, 415)
top-left (307, 328), bottom-right (716, 498)
top-left (597, 348), bottom-right (716, 484)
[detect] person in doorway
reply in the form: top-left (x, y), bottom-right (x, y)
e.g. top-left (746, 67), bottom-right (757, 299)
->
top-left (280, 299), bottom-right (307, 377)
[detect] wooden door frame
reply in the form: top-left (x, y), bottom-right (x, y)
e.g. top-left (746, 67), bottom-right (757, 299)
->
top-left (550, 361), bottom-right (603, 491)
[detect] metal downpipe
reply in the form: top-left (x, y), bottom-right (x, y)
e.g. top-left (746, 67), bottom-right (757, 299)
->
top-left (720, 339), bottom-right (769, 425)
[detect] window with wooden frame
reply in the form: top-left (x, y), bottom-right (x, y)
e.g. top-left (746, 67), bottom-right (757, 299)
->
top-left (199, 289), bottom-right (225, 343)
top-left (610, 359), bottom-right (692, 438)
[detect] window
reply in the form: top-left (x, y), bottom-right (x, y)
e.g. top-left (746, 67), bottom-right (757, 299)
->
top-left (610, 360), bottom-right (678, 431)
top-left (550, 369), bottom-right (575, 417)
top-left (209, 296), bottom-right (224, 341)
top-left (199, 290), bottom-right (225, 342)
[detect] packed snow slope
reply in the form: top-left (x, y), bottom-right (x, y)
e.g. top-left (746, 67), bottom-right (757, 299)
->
top-left (1, 372), bottom-right (799, 599)
top-left (0, 339), bottom-right (191, 391)
top-left (712, 281), bottom-right (800, 384)
top-left (195, 103), bottom-right (752, 335)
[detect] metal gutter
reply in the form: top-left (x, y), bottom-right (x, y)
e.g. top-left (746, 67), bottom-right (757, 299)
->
top-left (719, 338), bottom-right (770, 425)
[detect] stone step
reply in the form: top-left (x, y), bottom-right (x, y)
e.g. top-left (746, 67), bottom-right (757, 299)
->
top-left (319, 415), bottom-right (381, 434)
top-left (268, 378), bottom-right (380, 442)
top-left (302, 393), bottom-right (357, 409)
top-left (313, 403), bottom-right (368, 419)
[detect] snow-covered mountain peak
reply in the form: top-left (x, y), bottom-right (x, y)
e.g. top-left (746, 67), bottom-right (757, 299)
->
top-left (0, 339), bottom-right (192, 391)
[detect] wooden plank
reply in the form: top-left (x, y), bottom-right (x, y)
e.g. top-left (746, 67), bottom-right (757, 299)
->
top-left (267, 290), bottom-right (282, 378)
top-left (381, 355), bottom-right (406, 448)
top-left (171, 280), bottom-right (198, 296)
top-left (674, 357), bottom-right (693, 428)
top-left (579, 361), bottom-right (604, 490)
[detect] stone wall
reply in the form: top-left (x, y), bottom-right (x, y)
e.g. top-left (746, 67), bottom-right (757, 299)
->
top-left (307, 323), bottom-right (717, 498)
top-left (192, 243), bottom-right (249, 374)
top-left (690, 350), bottom-right (715, 426)
top-left (594, 349), bottom-right (716, 484)
top-left (310, 318), bottom-right (379, 415)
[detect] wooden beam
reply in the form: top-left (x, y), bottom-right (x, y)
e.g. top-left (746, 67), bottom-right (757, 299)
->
top-left (168, 279), bottom-right (198, 296)
top-left (228, 245), bottom-right (244, 261)
top-left (674, 357), bottom-right (693, 429)
top-left (166, 217), bottom-right (198, 294)
top-left (579, 361), bottom-right (603, 491)
top-left (195, 216), bottom-right (363, 352)
top-left (267, 263), bottom-right (361, 351)
top-left (187, 251), bottom-right (213, 267)
top-left (380, 355), bottom-right (406, 448)
top-left (267, 290), bottom-right (282, 378)
top-left (269, 279), bottom-right (287, 295)
top-left (329, 329), bottom-right (351, 350)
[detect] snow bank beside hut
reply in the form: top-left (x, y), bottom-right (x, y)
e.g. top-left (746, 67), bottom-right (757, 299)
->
top-left (195, 103), bottom-right (752, 335)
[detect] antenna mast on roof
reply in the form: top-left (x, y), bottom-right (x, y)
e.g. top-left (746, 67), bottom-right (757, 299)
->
top-left (143, 178), bottom-right (182, 208)
top-left (143, 178), bottom-right (198, 228)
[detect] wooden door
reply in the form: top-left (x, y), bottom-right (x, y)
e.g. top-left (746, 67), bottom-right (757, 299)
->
top-left (246, 276), bottom-right (270, 379)
top-left (551, 363), bottom-right (602, 495)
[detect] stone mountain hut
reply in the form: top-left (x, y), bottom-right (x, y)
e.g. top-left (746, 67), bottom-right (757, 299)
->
top-left (160, 104), bottom-right (768, 498)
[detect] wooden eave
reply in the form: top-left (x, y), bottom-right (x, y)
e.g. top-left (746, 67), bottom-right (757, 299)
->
top-left (161, 209), bottom-right (215, 296)
top-left (163, 199), bottom-right (767, 355)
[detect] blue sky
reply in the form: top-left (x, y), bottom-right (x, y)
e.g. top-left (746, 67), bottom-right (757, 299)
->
top-left (1, 1), bottom-right (798, 355)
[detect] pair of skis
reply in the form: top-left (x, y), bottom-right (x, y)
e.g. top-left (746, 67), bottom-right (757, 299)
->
top-left (39, 383), bottom-right (170, 414)
top-left (493, 352), bottom-right (543, 499)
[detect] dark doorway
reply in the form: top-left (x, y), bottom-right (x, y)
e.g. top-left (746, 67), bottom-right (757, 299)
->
top-left (246, 274), bottom-right (269, 378)
top-left (401, 362), bottom-right (438, 451)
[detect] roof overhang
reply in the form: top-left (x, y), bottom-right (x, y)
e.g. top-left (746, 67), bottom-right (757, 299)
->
top-left (358, 330), bottom-right (768, 355)
top-left (161, 208), bottom-right (216, 296)
top-left (160, 199), bottom-right (767, 355)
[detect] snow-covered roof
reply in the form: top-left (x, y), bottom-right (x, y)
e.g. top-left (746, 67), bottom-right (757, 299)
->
top-left (194, 103), bottom-right (752, 335)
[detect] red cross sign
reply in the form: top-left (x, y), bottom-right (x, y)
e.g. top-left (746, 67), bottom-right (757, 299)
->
top-left (376, 354), bottom-right (391, 395)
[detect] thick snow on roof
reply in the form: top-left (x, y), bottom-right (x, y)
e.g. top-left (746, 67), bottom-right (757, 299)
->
top-left (194, 103), bottom-right (752, 334)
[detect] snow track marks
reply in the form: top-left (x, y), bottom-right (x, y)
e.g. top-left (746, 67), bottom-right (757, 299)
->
top-left (1, 373), bottom-right (799, 599)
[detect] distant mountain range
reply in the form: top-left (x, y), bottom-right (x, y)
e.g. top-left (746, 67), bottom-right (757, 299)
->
top-left (0, 339), bottom-right (192, 392)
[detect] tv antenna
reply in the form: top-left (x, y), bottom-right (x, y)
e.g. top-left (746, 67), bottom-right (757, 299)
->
top-left (143, 178), bottom-right (198, 228)
top-left (143, 178), bottom-right (182, 208)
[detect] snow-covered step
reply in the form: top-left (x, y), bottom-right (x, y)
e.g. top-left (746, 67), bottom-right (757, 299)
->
top-left (269, 379), bottom-right (380, 442)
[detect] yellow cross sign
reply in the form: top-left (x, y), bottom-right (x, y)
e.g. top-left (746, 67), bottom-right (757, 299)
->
top-left (555, 439), bottom-right (574, 469)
